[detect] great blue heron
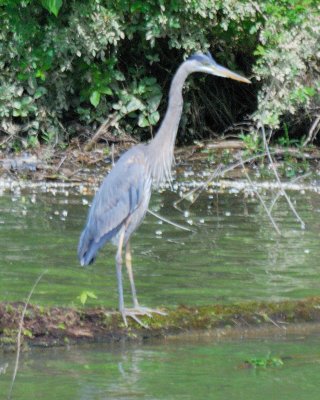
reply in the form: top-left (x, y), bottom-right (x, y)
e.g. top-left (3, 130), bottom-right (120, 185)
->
top-left (78, 52), bottom-right (250, 326)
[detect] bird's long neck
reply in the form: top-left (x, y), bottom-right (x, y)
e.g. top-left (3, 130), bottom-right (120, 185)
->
top-left (146, 62), bottom-right (190, 185)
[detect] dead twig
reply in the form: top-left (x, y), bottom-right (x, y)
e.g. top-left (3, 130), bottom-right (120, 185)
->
top-left (222, 121), bottom-right (253, 136)
top-left (174, 152), bottom-right (269, 210)
top-left (174, 131), bottom-right (305, 234)
top-left (256, 312), bottom-right (284, 330)
top-left (8, 270), bottom-right (48, 400)
top-left (259, 123), bottom-right (305, 229)
top-left (239, 156), bottom-right (281, 235)
top-left (84, 113), bottom-right (119, 152)
top-left (268, 171), bottom-right (312, 214)
top-left (0, 134), bottom-right (15, 147)
top-left (302, 115), bottom-right (320, 147)
top-left (147, 209), bottom-right (195, 232)
top-left (84, 114), bottom-right (138, 152)
top-left (175, 164), bottom-right (224, 211)
top-left (55, 155), bottom-right (67, 172)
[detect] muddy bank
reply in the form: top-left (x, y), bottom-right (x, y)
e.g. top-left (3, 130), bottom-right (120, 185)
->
top-left (1, 141), bottom-right (320, 201)
top-left (1, 140), bottom-right (320, 185)
top-left (1, 297), bottom-right (320, 350)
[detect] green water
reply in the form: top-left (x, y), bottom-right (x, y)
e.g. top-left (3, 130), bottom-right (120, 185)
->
top-left (1, 179), bottom-right (320, 399)
top-left (0, 183), bottom-right (319, 308)
top-left (1, 335), bottom-right (320, 399)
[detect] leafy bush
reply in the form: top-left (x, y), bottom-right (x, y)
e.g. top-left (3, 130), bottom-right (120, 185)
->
top-left (253, 0), bottom-right (320, 130)
top-left (0, 0), bottom-right (319, 150)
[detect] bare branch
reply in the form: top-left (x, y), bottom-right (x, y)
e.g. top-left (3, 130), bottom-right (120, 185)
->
top-left (84, 113), bottom-right (119, 152)
top-left (8, 270), bottom-right (48, 400)
top-left (239, 156), bottom-right (281, 235)
top-left (268, 172), bottom-right (312, 214)
top-left (174, 152), bottom-right (269, 209)
top-left (302, 115), bottom-right (320, 147)
top-left (147, 209), bottom-right (194, 232)
top-left (259, 123), bottom-right (305, 229)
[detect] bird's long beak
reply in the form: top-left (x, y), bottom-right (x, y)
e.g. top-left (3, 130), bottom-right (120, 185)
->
top-left (208, 64), bottom-right (251, 84)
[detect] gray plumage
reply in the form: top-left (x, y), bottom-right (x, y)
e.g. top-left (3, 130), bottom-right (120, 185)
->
top-left (78, 144), bottom-right (152, 266)
top-left (78, 52), bottom-right (250, 326)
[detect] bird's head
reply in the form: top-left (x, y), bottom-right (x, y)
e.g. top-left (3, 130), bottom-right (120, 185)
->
top-left (187, 52), bottom-right (251, 84)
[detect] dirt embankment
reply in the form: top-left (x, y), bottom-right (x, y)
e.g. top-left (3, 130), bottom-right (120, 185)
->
top-left (1, 140), bottom-right (320, 184)
top-left (1, 297), bottom-right (320, 350)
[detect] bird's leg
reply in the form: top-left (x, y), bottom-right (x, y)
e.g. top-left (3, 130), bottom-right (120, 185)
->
top-left (116, 233), bottom-right (148, 328)
top-left (125, 241), bottom-right (167, 321)
top-left (115, 230), bottom-right (128, 326)
top-left (125, 241), bottom-right (139, 308)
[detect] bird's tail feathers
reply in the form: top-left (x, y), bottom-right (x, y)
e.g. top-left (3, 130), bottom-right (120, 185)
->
top-left (77, 225), bottom-right (121, 266)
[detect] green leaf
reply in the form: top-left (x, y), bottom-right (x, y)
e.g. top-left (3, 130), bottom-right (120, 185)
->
top-left (254, 45), bottom-right (266, 57)
top-left (29, 105), bottom-right (37, 113)
top-left (34, 87), bottom-right (47, 99)
top-left (143, 77), bottom-right (157, 86)
top-left (112, 102), bottom-right (122, 110)
top-left (17, 72), bottom-right (29, 81)
top-left (12, 101), bottom-right (21, 110)
top-left (126, 97), bottom-right (145, 113)
top-left (35, 69), bottom-right (46, 81)
top-left (40, 0), bottom-right (63, 17)
top-left (99, 87), bottom-right (113, 96)
top-left (148, 111), bottom-right (160, 125)
top-left (136, 85), bottom-right (145, 96)
top-left (21, 96), bottom-right (33, 106)
top-left (86, 291), bottom-right (97, 300)
top-left (114, 71), bottom-right (125, 81)
top-left (78, 290), bottom-right (97, 305)
top-left (79, 291), bottom-right (87, 305)
top-left (304, 87), bottom-right (316, 96)
top-left (23, 329), bottom-right (33, 338)
top-left (148, 94), bottom-right (162, 112)
top-left (138, 114), bottom-right (149, 127)
top-left (90, 91), bottom-right (101, 108)
top-left (12, 109), bottom-right (21, 117)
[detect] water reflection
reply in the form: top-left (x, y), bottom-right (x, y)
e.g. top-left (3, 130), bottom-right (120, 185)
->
top-left (2, 334), bottom-right (320, 400)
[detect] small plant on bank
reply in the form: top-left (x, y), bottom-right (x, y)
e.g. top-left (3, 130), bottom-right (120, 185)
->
top-left (201, 148), bottom-right (215, 163)
top-left (77, 290), bottom-right (98, 306)
top-left (277, 124), bottom-right (304, 149)
top-left (239, 131), bottom-right (263, 155)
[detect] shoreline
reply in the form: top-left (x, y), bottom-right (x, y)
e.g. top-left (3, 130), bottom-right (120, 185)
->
top-left (1, 297), bottom-right (320, 350)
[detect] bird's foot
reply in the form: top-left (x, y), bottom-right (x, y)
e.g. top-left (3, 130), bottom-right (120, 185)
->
top-left (120, 306), bottom-right (167, 328)
top-left (132, 305), bottom-right (167, 317)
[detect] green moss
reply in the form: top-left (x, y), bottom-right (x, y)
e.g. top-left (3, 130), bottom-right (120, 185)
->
top-left (1, 298), bottom-right (320, 348)
top-left (0, 336), bottom-right (16, 345)
top-left (5, 304), bottom-right (15, 314)
top-left (0, 328), bottom-right (17, 347)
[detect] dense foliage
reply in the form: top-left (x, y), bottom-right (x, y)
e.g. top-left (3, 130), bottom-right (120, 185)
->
top-left (0, 0), bottom-right (319, 149)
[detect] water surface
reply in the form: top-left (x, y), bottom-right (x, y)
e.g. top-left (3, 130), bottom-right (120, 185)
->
top-left (0, 180), bottom-right (319, 308)
top-left (1, 334), bottom-right (320, 399)
top-left (1, 172), bottom-right (320, 399)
